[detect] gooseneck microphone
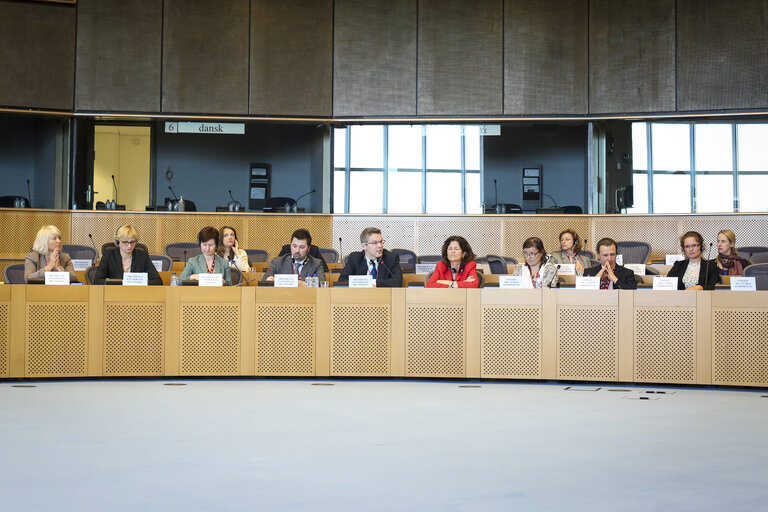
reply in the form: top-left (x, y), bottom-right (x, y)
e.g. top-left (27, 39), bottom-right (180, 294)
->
top-left (704, 242), bottom-right (714, 289)
top-left (229, 190), bottom-right (236, 202)
top-left (494, 179), bottom-right (498, 209)
top-left (88, 233), bottom-right (100, 259)
top-left (296, 189), bottom-right (316, 204)
top-left (168, 186), bottom-right (179, 201)
top-left (338, 237), bottom-right (344, 262)
top-left (26, 179), bottom-right (32, 208)
top-left (111, 174), bottom-right (118, 203)
top-left (182, 250), bottom-right (187, 263)
top-left (377, 255), bottom-right (395, 282)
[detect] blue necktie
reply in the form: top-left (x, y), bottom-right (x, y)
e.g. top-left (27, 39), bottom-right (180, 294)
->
top-left (370, 260), bottom-right (377, 279)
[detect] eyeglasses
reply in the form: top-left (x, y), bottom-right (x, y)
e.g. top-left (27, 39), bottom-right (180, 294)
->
top-left (120, 240), bottom-right (137, 246)
top-left (365, 240), bottom-right (385, 246)
top-left (684, 244), bottom-right (700, 250)
top-left (523, 251), bottom-right (540, 258)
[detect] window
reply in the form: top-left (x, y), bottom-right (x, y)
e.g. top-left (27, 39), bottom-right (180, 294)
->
top-left (333, 125), bottom-right (483, 214)
top-left (631, 121), bottom-right (768, 213)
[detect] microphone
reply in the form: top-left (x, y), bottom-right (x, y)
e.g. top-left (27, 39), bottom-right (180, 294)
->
top-left (182, 250), bottom-right (187, 263)
top-left (168, 186), bottom-right (179, 201)
top-left (229, 190), bottom-right (236, 202)
top-left (494, 179), bottom-right (499, 212)
top-left (111, 174), bottom-right (118, 203)
top-left (338, 237), bottom-right (344, 262)
top-left (26, 179), bottom-right (32, 208)
top-left (704, 242), bottom-right (714, 289)
top-left (88, 234), bottom-right (100, 259)
top-left (296, 189), bottom-right (316, 204)
top-left (377, 255), bottom-right (396, 283)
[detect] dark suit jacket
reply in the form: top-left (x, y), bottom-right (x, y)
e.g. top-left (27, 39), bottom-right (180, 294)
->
top-left (278, 244), bottom-right (329, 272)
top-left (667, 259), bottom-right (720, 290)
top-left (583, 263), bottom-right (638, 289)
top-left (95, 248), bottom-right (163, 285)
top-left (338, 249), bottom-right (403, 287)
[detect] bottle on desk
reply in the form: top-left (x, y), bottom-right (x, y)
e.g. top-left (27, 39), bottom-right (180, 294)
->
top-left (171, 272), bottom-right (179, 286)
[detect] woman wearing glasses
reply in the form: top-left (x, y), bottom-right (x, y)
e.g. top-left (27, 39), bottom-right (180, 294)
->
top-left (513, 237), bottom-right (558, 288)
top-left (666, 231), bottom-right (719, 290)
top-left (94, 225), bottom-right (162, 285)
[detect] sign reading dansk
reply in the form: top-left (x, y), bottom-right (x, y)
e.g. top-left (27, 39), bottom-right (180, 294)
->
top-left (165, 122), bottom-right (245, 135)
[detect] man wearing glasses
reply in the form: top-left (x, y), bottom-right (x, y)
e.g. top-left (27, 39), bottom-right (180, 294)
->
top-left (338, 227), bottom-right (402, 287)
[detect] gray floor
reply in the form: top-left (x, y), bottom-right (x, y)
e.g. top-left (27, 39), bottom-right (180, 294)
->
top-left (1, 379), bottom-right (766, 512)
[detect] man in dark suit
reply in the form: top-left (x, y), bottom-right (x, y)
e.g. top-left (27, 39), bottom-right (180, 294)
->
top-left (338, 227), bottom-right (402, 287)
top-left (263, 228), bottom-right (325, 285)
top-left (583, 237), bottom-right (638, 289)
top-left (277, 229), bottom-right (329, 272)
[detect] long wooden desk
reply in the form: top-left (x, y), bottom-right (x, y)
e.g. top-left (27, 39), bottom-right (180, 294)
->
top-left (1, 286), bottom-right (767, 387)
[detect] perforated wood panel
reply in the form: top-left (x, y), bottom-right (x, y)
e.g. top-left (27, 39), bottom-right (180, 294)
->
top-left (406, 305), bottom-right (465, 377)
top-left (481, 306), bottom-right (541, 378)
top-left (104, 303), bottom-right (164, 376)
top-left (72, 213), bottom-right (160, 253)
top-left (331, 305), bottom-right (390, 376)
top-left (713, 309), bottom-right (768, 386)
top-left (557, 307), bottom-right (618, 380)
top-left (180, 304), bottom-right (240, 375)
top-left (256, 304), bottom-right (315, 375)
top-left (26, 303), bottom-right (88, 377)
top-left (417, 218), bottom-right (508, 260)
top-left (591, 216), bottom-right (681, 262)
top-left (1, 210), bottom-right (71, 254)
top-left (0, 303), bottom-right (8, 377)
top-left (245, 216), bottom-right (332, 262)
top-left (634, 308), bottom-right (696, 384)
top-left (504, 217), bottom-right (591, 260)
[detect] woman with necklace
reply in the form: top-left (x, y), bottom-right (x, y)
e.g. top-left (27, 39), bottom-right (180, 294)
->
top-left (180, 226), bottom-right (232, 285)
top-left (667, 231), bottom-right (719, 290)
top-left (427, 235), bottom-right (479, 288)
top-left (513, 237), bottom-right (558, 288)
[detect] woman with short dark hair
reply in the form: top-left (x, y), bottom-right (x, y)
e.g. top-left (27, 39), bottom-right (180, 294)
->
top-left (427, 236), bottom-right (479, 288)
top-left (180, 227), bottom-right (232, 285)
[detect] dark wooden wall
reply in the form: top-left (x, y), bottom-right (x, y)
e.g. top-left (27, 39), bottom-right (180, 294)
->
top-left (1, 0), bottom-right (767, 117)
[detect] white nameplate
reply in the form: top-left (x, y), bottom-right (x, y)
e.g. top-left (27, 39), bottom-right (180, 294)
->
top-left (576, 276), bottom-right (600, 289)
top-left (152, 260), bottom-right (164, 272)
top-left (498, 275), bottom-right (528, 289)
top-left (273, 274), bottom-right (298, 287)
top-left (165, 121), bottom-right (245, 135)
top-left (625, 264), bottom-right (646, 275)
top-left (71, 259), bottom-right (91, 271)
top-left (198, 273), bottom-right (223, 287)
top-left (615, 254), bottom-right (624, 266)
top-left (557, 264), bottom-right (576, 275)
top-left (122, 272), bottom-right (148, 286)
top-left (665, 255), bottom-right (685, 265)
top-left (415, 263), bottom-right (437, 274)
top-left (730, 277), bottom-right (756, 291)
top-left (653, 277), bottom-right (678, 290)
top-left (45, 271), bottom-right (70, 285)
top-left (349, 275), bottom-right (374, 288)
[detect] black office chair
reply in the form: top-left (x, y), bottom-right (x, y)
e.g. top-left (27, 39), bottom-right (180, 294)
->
top-left (84, 265), bottom-right (98, 285)
top-left (0, 196), bottom-right (30, 207)
top-left (737, 247), bottom-right (768, 264)
top-left (562, 205), bottom-right (583, 214)
top-left (3, 263), bottom-right (25, 284)
top-left (62, 244), bottom-right (97, 264)
top-left (486, 255), bottom-right (508, 274)
top-left (317, 248), bottom-right (339, 264)
top-left (418, 255), bottom-right (442, 264)
top-left (230, 267), bottom-right (243, 286)
top-left (149, 254), bottom-right (172, 271)
top-left (264, 197), bottom-right (296, 212)
top-left (391, 249), bottom-right (417, 273)
top-left (580, 250), bottom-right (596, 260)
top-left (164, 242), bottom-right (201, 262)
top-left (743, 263), bottom-right (768, 290)
top-left (616, 241), bottom-right (651, 264)
top-left (102, 242), bottom-right (149, 256)
top-left (244, 249), bottom-right (269, 263)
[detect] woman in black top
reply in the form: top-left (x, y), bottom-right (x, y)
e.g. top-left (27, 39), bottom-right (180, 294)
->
top-left (667, 231), bottom-right (719, 290)
top-left (95, 225), bottom-right (163, 285)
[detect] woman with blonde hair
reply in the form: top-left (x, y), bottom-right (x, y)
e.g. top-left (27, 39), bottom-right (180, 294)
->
top-left (715, 229), bottom-right (750, 276)
top-left (94, 224), bottom-right (162, 285)
top-left (24, 225), bottom-right (78, 282)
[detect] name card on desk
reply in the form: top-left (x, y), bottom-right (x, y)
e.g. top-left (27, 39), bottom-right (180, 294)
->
top-left (45, 271), bottom-right (70, 285)
top-left (730, 277), bottom-right (756, 291)
top-left (498, 276), bottom-right (529, 289)
top-left (653, 277), bottom-right (678, 290)
top-left (122, 272), bottom-right (148, 286)
top-left (71, 259), bottom-right (91, 271)
top-left (152, 260), bottom-right (163, 272)
top-left (575, 276), bottom-right (600, 289)
top-left (625, 264), bottom-right (646, 275)
top-left (415, 263), bottom-right (437, 274)
top-left (273, 274), bottom-right (298, 287)
top-left (557, 264), bottom-right (576, 275)
top-left (349, 275), bottom-right (374, 288)
top-left (615, 254), bottom-right (624, 266)
top-left (665, 255), bottom-right (685, 265)
top-left (198, 273), bottom-right (223, 287)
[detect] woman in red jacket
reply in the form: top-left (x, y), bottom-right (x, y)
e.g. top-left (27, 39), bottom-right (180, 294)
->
top-left (427, 236), bottom-right (479, 288)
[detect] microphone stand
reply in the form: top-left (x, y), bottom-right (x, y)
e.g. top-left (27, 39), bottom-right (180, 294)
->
top-left (377, 255), bottom-right (396, 284)
top-left (88, 234), bottom-right (100, 260)
top-left (704, 242), bottom-right (714, 289)
top-left (27, 179), bottom-right (32, 208)
top-left (338, 237), bottom-right (344, 262)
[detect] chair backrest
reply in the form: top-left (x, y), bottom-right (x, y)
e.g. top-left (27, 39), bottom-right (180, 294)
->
top-left (84, 265), bottom-right (98, 285)
top-left (102, 242), bottom-right (149, 256)
top-left (317, 247), bottom-right (339, 263)
top-left (244, 249), bottom-right (269, 262)
top-left (4, 263), bottom-right (25, 284)
top-left (264, 197), bottom-right (296, 211)
top-left (616, 241), bottom-right (651, 264)
top-left (580, 250), bottom-right (596, 260)
top-left (392, 249), bottom-right (417, 273)
top-left (230, 267), bottom-right (243, 286)
top-left (476, 271), bottom-right (486, 288)
top-left (562, 205), bottom-right (583, 214)
top-left (737, 246), bottom-right (768, 264)
top-left (165, 242), bottom-right (201, 261)
top-left (645, 265), bottom-right (660, 275)
top-left (418, 255), bottom-right (442, 263)
top-left (149, 254), bottom-right (172, 271)
top-left (62, 244), bottom-right (97, 263)
top-left (743, 263), bottom-right (768, 290)
top-left (486, 255), bottom-right (508, 274)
